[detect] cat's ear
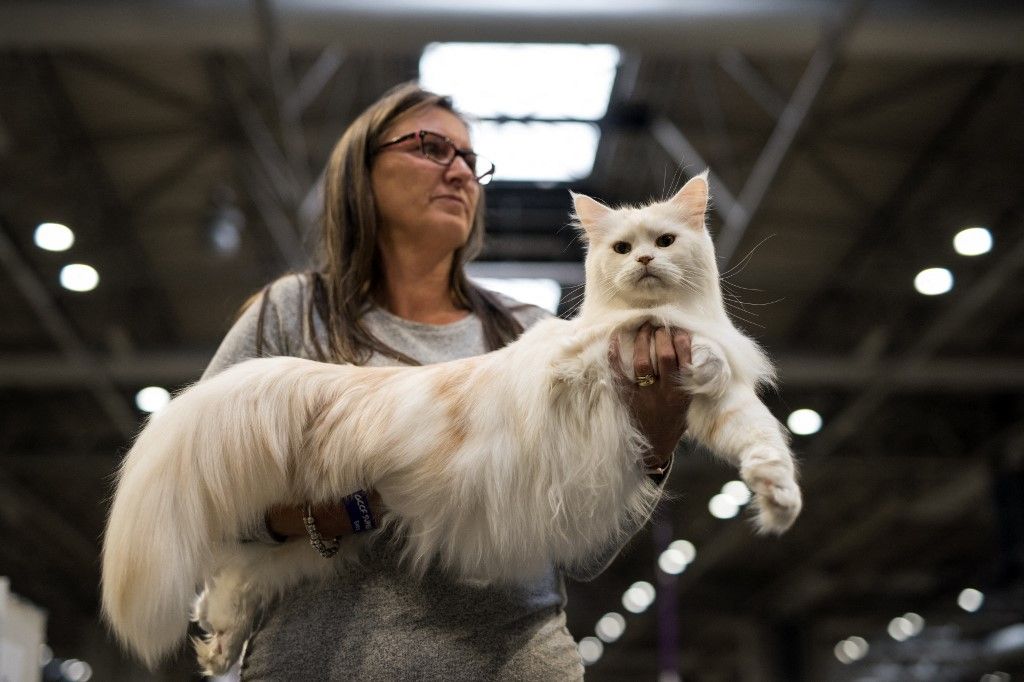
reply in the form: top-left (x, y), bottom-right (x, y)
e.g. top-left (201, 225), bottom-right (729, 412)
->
top-left (667, 170), bottom-right (709, 230)
top-left (571, 191), bottom-right (612, 236)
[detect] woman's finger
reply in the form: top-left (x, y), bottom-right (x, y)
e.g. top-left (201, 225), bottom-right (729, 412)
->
top-left (654, 326), bottom-right (677, 380)
top-left (633, 323), bottom-right (655, 380)
top-left (671, 328), bottom-right (693, 367)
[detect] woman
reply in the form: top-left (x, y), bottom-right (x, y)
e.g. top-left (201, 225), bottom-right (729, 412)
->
top-left (203, 82), bottom-right (692, 680)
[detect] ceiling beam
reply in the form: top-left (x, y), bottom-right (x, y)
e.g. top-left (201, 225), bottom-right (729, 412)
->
top-left (0, 220), bottom-right (137, 438)
top-left (1, 2), bottom-right (1023, 58)
top-left (3, 352), bottom-right (1024, 392)
top-left (808, 221), bottom-right (1024, 458)
top-left (715, 0), bottom-right (866, 267)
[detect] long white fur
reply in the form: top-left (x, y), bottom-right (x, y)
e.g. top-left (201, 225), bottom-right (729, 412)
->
top-left (101, 173), bottom-right (801, 674)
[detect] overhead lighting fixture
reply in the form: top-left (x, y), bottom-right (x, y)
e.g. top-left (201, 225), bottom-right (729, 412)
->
top-left (59, 659), bottom-right (92, 682)
top-left (35, 222), bottom-right (75, 252)
top-left (470, 120), bottom-right (600, 183)
top-left (708, 493), bottom-right (739, 520)
top-left (958, 587), bottom-right (984, 612)
top-left (578, 636), bottom-right (604, 665)
top-left (787, 408), bottom-right (822, 436)
top-left (953, 226), bottom-right (992, 256)
top-left (420, 43), bottom-right (620, 120)
top-left (135, 386), bottom-right (171, 413)
top-left (914, 267), bottom-right (953, 296)
top-left (595, 612), bottom-right (626, 643)
top-left (658, 547), bottom-right (688, 575)
top-left (902, 612), bottom-right (925, 636)
top-left (621, 581), bottom-right (655, 614)
top-left (887, 615), bottom-right (919, 641)
top-left (59, 263), bottom-right (99, 292)
top-left (721, 480), bottom-right (752, 505)
top-left (419, 42), bottom-right (620, 183)
top-left (471, 276), bottom-right (562, 314)
top-left (669, 539), bottom-right (696, 563)
top-left (834, 636), bottom-right (869, 664)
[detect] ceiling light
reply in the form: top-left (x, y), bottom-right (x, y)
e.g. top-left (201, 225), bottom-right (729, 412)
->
top-left (420, 43), bottom-right (619, 183)
top-left (622, 581), bottom-right (655, 613)
top-left (902, 612), bottom-right (924, 636)
top-left (658, 548), bottom-right (688, 575)
top-left (914, 267), bottom-right (953, 296)
top-left (708, 493), bottom-right (739, 519)
top-left (420, 43), bottom-right (620, 120)
top-left (958, 587), bottom-right (984, 612)
top-left (787, 408), bottom-right (822, 435)
top-left (834, 641), bottom-right (853, 664)
top-left (844, 636), bottom-right (869, 661)
top-left (669, 539), bottom-right (696, 563)
top-left (471, 276), bottom-right (562, 314)
top-left (953, 226), bottom-right (992, 256)
top-left (135, 386), bottom-right (171, 413)
top-left (59, 263), bottom-right (99, 292)
top-left (470, 120), bottom-right (601, 183)
top-left (34, 222), bottom-right (75, 251)
top-left (888, 616), bottom-right (914, 641)
top-left (721, 480), bottom-right (752, 505)
top-left (578, 636), bottom-right (604, 665)
top-left (595, 612), bottom-right (626, 643)
top-left (59, 659), bottom-right (92, 682)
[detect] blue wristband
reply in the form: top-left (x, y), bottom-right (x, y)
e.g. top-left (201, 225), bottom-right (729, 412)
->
top-left (342, 490), bottom-right (376, 533)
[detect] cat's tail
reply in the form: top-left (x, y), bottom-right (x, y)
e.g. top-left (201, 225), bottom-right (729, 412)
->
top-left (101, 401), bottom-right (221, 668)
top-left (100, 357), bottom-right (312, 668)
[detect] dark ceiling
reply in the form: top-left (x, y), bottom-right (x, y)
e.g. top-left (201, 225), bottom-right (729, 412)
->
top-left (1, 1), bottom-right (1023, 681)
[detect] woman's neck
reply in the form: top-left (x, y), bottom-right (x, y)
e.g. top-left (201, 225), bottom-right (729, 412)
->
top-left (375, 247), bottom-right (469, 325)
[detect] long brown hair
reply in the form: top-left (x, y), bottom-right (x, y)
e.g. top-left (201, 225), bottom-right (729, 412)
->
top-left (292, 82), bottom-right (523, 365)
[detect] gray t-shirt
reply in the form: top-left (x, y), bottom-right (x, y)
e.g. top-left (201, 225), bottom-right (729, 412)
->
top-left (202, 274), bottom-right (655, 681)
top-left (202, 272), bottom-right (585, 679)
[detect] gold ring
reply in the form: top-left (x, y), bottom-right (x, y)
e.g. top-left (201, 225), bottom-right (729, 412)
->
top-left (635, 374), bottom-right (655, 387)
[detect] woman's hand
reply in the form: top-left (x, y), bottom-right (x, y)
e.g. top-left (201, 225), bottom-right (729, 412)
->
top-left (265, 491), bottom-right (384, 541)
top-left (611, 323), bottom-right (693, 472)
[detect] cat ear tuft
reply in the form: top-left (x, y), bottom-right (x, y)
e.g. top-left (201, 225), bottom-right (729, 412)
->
top-left (668, 171), bottom-right (709, 230)
top-left (570, 191), bottom-right (612, 237)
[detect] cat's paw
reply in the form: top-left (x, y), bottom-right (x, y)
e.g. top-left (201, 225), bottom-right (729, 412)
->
top-left (679, 341), bottom-right (730, 398)
top-left (741, 455), bottom-right (802, 533)
top-left (190, 579), bottom-right (251, 676)
top-left (192, 628), bottom-right (246, 677)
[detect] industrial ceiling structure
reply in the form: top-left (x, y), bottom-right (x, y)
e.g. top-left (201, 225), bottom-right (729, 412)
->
top-left (1, 1), bottom-right (1023, 680)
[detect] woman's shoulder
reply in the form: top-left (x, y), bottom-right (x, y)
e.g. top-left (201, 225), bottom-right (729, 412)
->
top-left (261, 271), bottom-right (313, 311)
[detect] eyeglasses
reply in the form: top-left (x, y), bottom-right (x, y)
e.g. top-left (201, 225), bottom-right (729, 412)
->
top-left (375, 130), bottom-right (495, 185)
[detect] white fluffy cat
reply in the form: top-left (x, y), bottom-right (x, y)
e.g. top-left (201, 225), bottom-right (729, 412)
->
top-left (101, 173), bottom-right (800, 674)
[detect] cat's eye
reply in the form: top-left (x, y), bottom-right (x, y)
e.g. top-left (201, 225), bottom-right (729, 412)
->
top-left (655, 234), bottom-right (676, 248)
top-left (612, 242), bottom-right (632, 254)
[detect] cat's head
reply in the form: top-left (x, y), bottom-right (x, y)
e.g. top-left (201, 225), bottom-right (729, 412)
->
top-left (572, 172), bottom-right (718, 312)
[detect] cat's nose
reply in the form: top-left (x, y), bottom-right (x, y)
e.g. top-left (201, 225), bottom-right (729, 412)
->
top-left (637, 255), bottom-right (653, 265)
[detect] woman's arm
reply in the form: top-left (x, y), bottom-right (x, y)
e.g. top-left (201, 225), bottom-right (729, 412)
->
top-left (264, 492), bottom-right (385, 542)
top-left (565, 324), bottom-right (692, 582)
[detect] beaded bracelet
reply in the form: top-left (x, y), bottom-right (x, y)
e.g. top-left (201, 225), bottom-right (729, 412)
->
top-left (302, 504), bottom-right (341, 558)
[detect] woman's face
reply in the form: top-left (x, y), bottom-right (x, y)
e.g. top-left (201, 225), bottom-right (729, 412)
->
top-left (371, 106), bottom-right (480, 257)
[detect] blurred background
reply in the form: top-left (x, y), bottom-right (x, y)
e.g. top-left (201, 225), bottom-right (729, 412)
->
top-left (1, 1), bottom-right (1023, 680)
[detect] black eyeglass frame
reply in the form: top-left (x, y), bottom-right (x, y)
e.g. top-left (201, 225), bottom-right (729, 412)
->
top-left (374, 130), bottom-right (495, 185)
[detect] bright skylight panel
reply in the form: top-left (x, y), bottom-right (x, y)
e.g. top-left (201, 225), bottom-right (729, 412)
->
top-left (471, 276), bottom-right (562, 314)
top-left (471, 120), bottom-right (600, 183)
top-left (420, 43), bottom-right (620, 120)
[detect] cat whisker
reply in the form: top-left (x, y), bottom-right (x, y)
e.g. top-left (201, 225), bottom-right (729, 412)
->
top-left (718, 234), bottom-right (775, 280)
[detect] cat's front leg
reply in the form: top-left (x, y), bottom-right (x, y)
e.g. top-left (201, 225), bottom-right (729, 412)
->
top-left (677, 335), bottom-right (730, 399)
top-left (689, 386), bottom-right (801, 533)
top-left (740, 444), bottom-right (802, 533)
